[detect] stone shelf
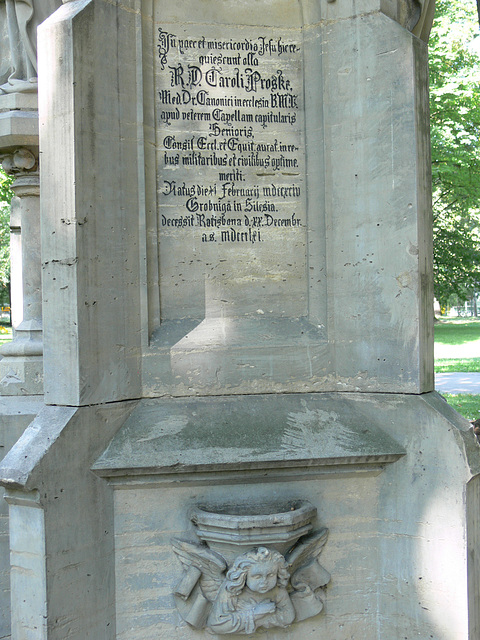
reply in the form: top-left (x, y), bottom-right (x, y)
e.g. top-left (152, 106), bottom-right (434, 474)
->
top-left (0, 93), bottom-right (38, 151)
top-left (92, 392), bottom-right (406, 485)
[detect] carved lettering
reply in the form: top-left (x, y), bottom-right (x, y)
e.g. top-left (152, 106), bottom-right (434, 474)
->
top-left (155, 25), bottom-right (306, 315)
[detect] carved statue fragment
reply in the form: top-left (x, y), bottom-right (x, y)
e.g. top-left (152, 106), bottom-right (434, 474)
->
top-left (399, 0), bottom-right (422, 31)
top-left (0, 0), bottom-right (61, 93)
top-left (172, 504), bottom-right (330, 634)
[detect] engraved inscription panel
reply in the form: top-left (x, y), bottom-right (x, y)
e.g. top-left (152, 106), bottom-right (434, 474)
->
top-left (155, 26), bottom-right (306, 320)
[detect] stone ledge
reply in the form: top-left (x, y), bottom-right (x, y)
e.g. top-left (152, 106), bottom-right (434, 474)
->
top-left (92, 392), bottom-right (407, 484)
top-left (0, 92), bottom-right (38, 151)
top-left (0, 93), bottom-right (38, 112)
top-left (0, 109), bottom-right (38, 151)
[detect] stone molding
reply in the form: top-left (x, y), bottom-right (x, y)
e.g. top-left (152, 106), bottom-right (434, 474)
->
top-left (92, 394), bottom-right (406, 486)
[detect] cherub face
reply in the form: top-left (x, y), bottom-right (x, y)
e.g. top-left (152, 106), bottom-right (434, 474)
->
top-left (246, 561), bottom-right (278, 594)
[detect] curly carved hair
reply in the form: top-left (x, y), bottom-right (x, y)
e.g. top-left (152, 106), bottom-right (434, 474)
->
top-left (225, 546), bottom-right (290, 596)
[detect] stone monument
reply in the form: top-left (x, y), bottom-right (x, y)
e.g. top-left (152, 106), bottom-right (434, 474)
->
top-left (1, 0), bottom-right (480, 639)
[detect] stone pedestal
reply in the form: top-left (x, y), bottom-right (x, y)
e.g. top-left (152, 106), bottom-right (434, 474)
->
top-left (90, 393), bottom-right (478, 640)
top-left (1, 1), bottom-right (478, 640)
top-left (1, 392), bottom-right (478, 640)
top-left (0, 92), bottom-right (43, 638)
top-left (0, 93), bottom-right (39, 334)
top-left (0, 155), bottom-right (42, 395)
top-left (0, 93), bottom-right (38, 148)
top-left (0, 94), bottom-right (43, 395)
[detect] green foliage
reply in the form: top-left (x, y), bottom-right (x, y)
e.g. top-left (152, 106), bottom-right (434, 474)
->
top-left (0, 169), bottom-right (13, 307)
top-left (0, 168), bottom-right (13, 203)
top-left (434, 318), bottom-right (480, 345)
top-left (430, 0), bottom-right (480, 305)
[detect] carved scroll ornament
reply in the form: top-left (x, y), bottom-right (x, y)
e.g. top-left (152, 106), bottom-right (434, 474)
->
top-left (1, 147), bottom-right (37, 173)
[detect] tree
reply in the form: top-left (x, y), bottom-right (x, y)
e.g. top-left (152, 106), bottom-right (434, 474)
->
top-left (429, 0), bottom-right (480, 306)
top-left (0, 169), bottom-right (13, 307)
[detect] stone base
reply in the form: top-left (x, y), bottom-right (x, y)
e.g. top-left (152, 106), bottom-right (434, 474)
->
top-left (0, 396), bottom-right (43, 640)
top-left (0, 392), bottom-right (478, 639)
top-left (0, 356), bottom-right (43, 395)
top-left (0, 401), bottom-right (135, 640)
top-left (0, 93), bottom-right (38, 151)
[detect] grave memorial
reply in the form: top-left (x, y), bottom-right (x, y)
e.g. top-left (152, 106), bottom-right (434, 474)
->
top-left (157, 26), bottom-right (305, 311)
top-left (1, 0), bottom-right (480, 639)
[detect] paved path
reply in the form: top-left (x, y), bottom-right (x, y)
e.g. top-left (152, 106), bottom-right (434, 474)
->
top-left (435, 372), bottom-right (480, 394)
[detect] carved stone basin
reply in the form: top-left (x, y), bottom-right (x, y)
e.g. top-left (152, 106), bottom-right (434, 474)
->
top-left (191, 500), bottom-right (316, 564)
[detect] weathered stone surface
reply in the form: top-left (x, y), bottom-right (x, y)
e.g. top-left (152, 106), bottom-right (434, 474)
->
top-left (321, 14), bottom-right (434, 394)
top-left (93, 393), bottom-right (405, 478)
top-left (0, 401), bottom-right (136, 639)
top-left (39, 0), bottom-right (143, 405)
top-left (0, 93), bottom-right (38, 149)
top-left (0, 396), bottom-right (43, 640)
top-left (38, 0), bottom-right (434, 404)
top-left (90, 393), bottom-right (479, 640)
top-left (1, 1), bottom-right (470, 640)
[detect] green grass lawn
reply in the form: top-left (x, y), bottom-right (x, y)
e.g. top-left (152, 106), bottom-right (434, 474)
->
top-left (0, 324), bottom-right (11, 345)
top-left (435, 318), bottom-right (480, 420)
top-left (440, 393), bottom-right (480, 421)
top-left (434, 317), bottom-right (480, 345)
top-left (435, 318), bottom-right (480, 371)
top-left (435, 357), bottom-right (480, 373)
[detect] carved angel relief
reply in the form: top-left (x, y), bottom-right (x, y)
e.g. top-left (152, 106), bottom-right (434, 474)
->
top-left (172, 503), bottom-right (330, 634)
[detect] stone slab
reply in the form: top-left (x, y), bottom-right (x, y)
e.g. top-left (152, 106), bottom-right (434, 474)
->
top-left (0, 93), bottom-right (38, 112)
top-left (0, 355), bottom-right (43, 396)
top-left (0, 93), bottom-right (38, 151)
top-left (140, 9), bottom-right (433, 397)
top-left (93, 392), bottom-right (406, 480)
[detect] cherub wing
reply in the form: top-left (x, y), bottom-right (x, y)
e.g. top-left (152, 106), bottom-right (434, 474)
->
top-left (172, 538), bottom-right (227, 602)
top-left (284, 528), bottom-right (329, 575)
